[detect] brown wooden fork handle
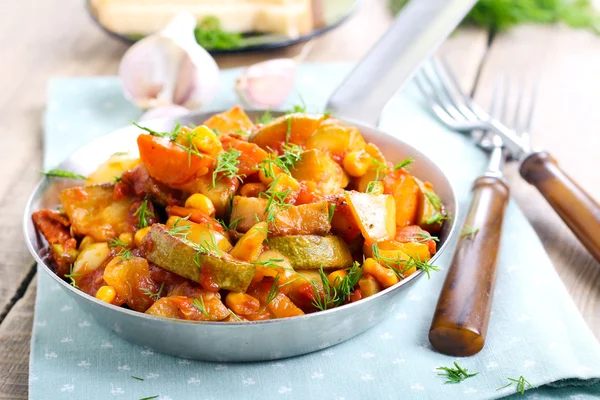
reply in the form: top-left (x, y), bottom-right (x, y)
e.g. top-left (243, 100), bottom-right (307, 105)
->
top-left (429, 175), bottom-right (509, 357)
top-left (519, 151), bottom-right (600, 262)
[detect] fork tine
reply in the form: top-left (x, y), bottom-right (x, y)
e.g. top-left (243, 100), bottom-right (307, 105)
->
top-left (413, 72), bottom-right (462, 128)
top-left (434, 58), bottom-right (479, 121)
top-left (520, 80), bottom-right (538, 149)
top-left (418, 65), bottom-right (469, 122)
top-left (512, 78), bottom-right (523, 133)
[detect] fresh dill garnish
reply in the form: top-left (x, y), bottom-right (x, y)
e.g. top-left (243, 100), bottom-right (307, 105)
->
top-left (371, 243), bottom-right (439, 279)
top-left (416, 232), bottom-right (440, 243)
top-left (43, 168), bottom-right (86, 180)
top-left (212, 148), bottom-right (241, 187)
top-left (259, 175), bottom-right (293, 224)
top-left (131, 376), bottom-right (145, 381)
top-left (251, 258), bottom-right (285, 268)
top-left (365, 181), bottom-right (379, 194)
top-left (114, 174), bottom-right (123, 183)
top-left (195, 230), bottom-right (222, 256)
top-left (133, 121), bottom-right (180, 141)
top-left (258, 143), bottom-right (303, 179)
top-left (117, 248), bottom-right (132, 262)
top-left (167, 216), bottom-right (191, 240)
top-left (212, 128), bottom-right (221, 136)
top-left (425, 191), bottom-right (448, 225)
top-left (139, 396), bottom-right (159, 400)
top-left (194, 16), bottom-right (242, 50)
top-left (192, 296), bottom-right (210, 318)
top-left (371, 159), bottom-right (387, 181)
top-left (393, 156), bottom-right (415, 170)
top-left (64, 264), bottom-right (81, 289)
top-left (406, 256), bottom-right (440, 279)
top-left (141, 282), bottom-right (164, 300)
top-left (308, 266), bottom-right (340, 311)
top-left (461, 225), bottom-right (479, 239)
top-left (266, 274), bottom-right (281, 304)
top-left (287, 97), bottom-right (307, 114)
top-left (333, 261), bottom-right (364, 306)
top-left (497, 376), bottom-right (533, 395)
top-left (257, 108), bottom-right (273, 124)
top-left (217, 217), bottom-right (242, 231)
top-left (134, 121), bottom-right (204, 166)
top-left (229, 310), bottom-right (243, 321)
top-left (133, 197), bottom-right (154, 229)
top-left (328, 203), bottom-right (336, 224)
top-left (305, 262), bottom-right (363, 310)
top-left (109, 237), bottom-right (129, 249)
top-left (436, 362), bottom-right (478, 384)
top-left (323, 110), bottom-right (333, 119)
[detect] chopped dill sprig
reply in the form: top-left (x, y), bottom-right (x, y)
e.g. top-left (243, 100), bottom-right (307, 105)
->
top-left (141, 282), bottom-right (164, 300)
top-left (393, 156), bottom-right (415, 170)
top-left (212, 148), bottom-right (241, 187)
top-left (436, 362), bottom-right (478, 384)
top-left (64, 264), bottom-right (81, 289)
top-left (43, 168), bottom-right (86, 180)
top-left (133, 197), bottom-right (154, 229)
top-left (192, 296), bottom-right (210, 318)
top-left (497, 376), bottom-right (533, 395)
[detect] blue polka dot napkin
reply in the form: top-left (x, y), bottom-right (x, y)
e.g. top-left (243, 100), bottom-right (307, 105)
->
top-left (31, 64), bottom-right (600, 399)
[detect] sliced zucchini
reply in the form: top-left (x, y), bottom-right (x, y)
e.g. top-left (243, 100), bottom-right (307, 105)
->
top-left (267, 235), bottom-right (353, 270)
top-left (142, 224), bottom-right (255, 293)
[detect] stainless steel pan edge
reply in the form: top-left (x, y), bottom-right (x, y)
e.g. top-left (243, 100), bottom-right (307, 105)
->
top-left (24, 111), bottom-right (458, 362)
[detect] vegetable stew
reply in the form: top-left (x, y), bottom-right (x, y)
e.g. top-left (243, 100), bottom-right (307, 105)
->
top-left (32, 106), bottom-right (446, 322)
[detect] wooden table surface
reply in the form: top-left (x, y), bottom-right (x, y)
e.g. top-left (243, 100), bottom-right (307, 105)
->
top-left (1, 0), bottom-right (599, 398)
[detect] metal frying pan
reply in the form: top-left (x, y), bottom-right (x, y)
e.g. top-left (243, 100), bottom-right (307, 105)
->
top-left (24, 0), bottom-right (475, 361)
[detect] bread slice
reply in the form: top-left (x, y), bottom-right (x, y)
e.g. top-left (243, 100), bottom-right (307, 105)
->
top-left (91, 0), bottom-right (313, 39)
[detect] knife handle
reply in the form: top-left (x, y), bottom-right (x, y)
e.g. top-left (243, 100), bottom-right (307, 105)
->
top-left (429, 175), bottom-right (509, 357)
top-left (520, 151), bottom-right (600, 262)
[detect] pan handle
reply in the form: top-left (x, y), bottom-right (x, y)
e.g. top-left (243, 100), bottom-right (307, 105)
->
top-left (325, 0), bottom-right (477, 127)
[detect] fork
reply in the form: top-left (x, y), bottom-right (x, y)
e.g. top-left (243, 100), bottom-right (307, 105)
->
top-left (427, 77), bottom-right (513, 356)
top-left (416, 59), bottom-right (600, 263)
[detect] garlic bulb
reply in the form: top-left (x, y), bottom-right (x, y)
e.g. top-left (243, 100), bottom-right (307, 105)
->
top-left (120, 13), bottom-right (220, 110)
top-left (235, 41), bottom-right (313, 108)
top-left (138, 105), bottom-right (190, 122)
top-left (235, 58), bottom-right (297, 108)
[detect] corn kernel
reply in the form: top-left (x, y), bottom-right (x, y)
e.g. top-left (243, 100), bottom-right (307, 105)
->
top-left (327, 270), bottom-right (348, 288)
top-left (134, 226), bottom-right (151, 247)
top-left (185, 193), bottom-right (216, 216)
top-left (95, 285), bottom-right (117, 304)
top-left (343, 151), bottom-right (370, 177)
top-left (118, 232), bottom-right (133, 247)
top-left (190, 125), bottom-right (223, 156)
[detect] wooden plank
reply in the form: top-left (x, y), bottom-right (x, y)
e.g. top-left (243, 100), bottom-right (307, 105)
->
top-left (0, 277), bottom-right (36, 400)
top-left (473, 24), bottom-right (600, 338)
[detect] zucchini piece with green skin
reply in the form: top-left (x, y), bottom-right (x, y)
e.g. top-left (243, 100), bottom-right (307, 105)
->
top-left (230, 196), bottom-right (331, 236)
top-left (141, 224), bottom-right (255, 293)
top-left (267, 235), bottom-right (353, 270)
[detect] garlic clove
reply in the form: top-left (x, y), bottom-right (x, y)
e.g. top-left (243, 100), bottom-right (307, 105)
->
top-left (235, 58), bottom-right (297, 109)
top-left (119, 13), bottom-right (220, 111)
top-left (138, 105), bottom-right (190, 122)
